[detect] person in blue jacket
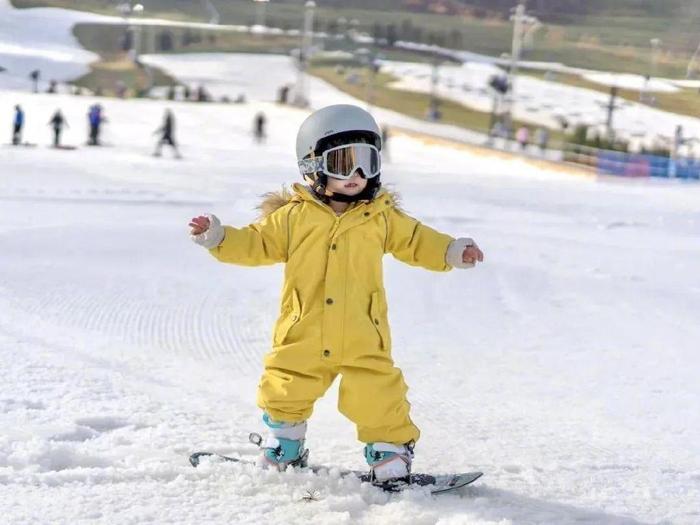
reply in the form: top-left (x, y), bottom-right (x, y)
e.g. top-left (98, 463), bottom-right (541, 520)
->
top-left (12, 105), bottom-right (24, 146)
top-left (87, 104), bottom-right (106, 146)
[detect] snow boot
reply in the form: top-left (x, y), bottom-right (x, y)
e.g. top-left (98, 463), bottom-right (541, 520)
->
top-left (364, 441), bottom-right (414, 483)
top-left (249, 413), bottom-right (308, 470)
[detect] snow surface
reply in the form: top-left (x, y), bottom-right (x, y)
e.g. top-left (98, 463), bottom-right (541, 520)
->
top-left (3, 0), bottom-right (698, 149)
top-left (140, 52), bottom-right (493, 149)
top-left (1, 88), bottom-right (700, 524)
top-left (581, 73), bottom-right (679, 94)
top-left (2, 1), bottom-right (700, 523)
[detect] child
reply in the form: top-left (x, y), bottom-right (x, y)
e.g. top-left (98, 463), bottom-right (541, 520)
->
top-left (189, 104), bottom-right (483, 484)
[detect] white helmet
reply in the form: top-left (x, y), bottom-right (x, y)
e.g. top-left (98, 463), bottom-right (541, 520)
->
top-left (295, 104), bottom-right (382, 203)
top-left (296, 104), bottom-right (382, 161)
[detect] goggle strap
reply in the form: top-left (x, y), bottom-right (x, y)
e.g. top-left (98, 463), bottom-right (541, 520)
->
top-left (298, 157), bottom-right (324, 175)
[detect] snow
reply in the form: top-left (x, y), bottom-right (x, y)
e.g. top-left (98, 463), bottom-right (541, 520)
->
top-left (0, 0), bottom-right (116, 90)
top-left (1, 87), bottom-right (700, 524)
top-left (140, 52), bottom-right (492, 148)
top-left (141, 53), bottom-right (297, 103)
top-left (2, 1), bottom-right (700, 523)
top-left (581, 73), bottom-right (679, 94)
top-left (380, 61), bottom-right (700, 144)
top-left (3, 0), bottom-right (698, 147)
top-left (0, 0), bottom-right (292, 93)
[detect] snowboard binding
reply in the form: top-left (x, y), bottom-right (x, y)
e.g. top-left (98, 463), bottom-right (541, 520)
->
top-left (249, 432), bottom-right (309, 470)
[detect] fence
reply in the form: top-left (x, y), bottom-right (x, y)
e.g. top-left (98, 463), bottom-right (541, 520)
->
top-left (564, 144), bottom-right (700, 180)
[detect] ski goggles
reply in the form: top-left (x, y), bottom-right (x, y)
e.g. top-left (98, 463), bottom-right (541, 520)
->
top-left (298, 143), bottom-right (381, 180)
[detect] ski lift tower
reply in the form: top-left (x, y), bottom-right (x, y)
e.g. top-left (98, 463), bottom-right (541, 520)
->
top-left (254, 0), bottom-right (270, 29)
top-left (117, 2), bottom-right (145, 63)
top-left (502, 0), bottom-right (541, 134)
top-left (293, 1), bottom-right (316, 107)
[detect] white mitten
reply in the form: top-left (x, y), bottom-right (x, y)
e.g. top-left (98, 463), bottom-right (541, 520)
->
top-left (190, 214), bottom-right (225, 249)
top-left (446, 237), bottom-right (475, 269)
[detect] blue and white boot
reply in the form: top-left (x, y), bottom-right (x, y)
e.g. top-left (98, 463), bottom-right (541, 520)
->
top-left (364, 442), bottom-right (415, 483)
top-left (249, 413), bottom-right (308, 471)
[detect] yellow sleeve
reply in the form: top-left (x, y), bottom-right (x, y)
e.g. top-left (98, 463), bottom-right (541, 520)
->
top-left (384, 207), bottom-right (454, 272)
top-left (208, 204), bottom-right (294, 266)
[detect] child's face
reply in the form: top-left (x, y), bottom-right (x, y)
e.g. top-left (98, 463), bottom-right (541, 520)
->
top-left (326, 172), bottom-right (368, 196)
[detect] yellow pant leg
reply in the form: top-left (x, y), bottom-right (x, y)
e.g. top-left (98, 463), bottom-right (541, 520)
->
top-left (338, 356), bottom-right (420, 444)
top-left (257, 351), bottom-right (337, 424)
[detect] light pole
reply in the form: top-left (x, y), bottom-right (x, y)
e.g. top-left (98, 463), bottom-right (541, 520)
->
top-left (687, 39), bottom-right (700, 78)
top-left (117, 3), bottom-right (152, 95)
top-left (117, 2), bottom-right (144, 62)
top-left (293, 0), bottom-right (316, 107)
top-left (427, 58), bottom-right (441, 121)
top-left (641, 38), bottom-right (661, 105)
top-left (502, 0), bottom-right (540, 136)
top-left (254, 0), bottom-right (270, 28)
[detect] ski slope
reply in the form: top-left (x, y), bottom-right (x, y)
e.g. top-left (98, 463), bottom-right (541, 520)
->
top-left (4, 0), bottom-right (699, 149)
top-left (380, 61), bottom-right (700, 146)
top-left (1, 89), bottom-right (699, 524)
top-left (0, 0), bottom-right (116, 90)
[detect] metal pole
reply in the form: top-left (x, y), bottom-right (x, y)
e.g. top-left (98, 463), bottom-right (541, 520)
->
top-left (649, 38), bottom-right (661, 105)
top-left (255, 0), bottom-right (269, 28)
top-left (504, 1), bottom-right (525, 135)
top-left (294, 1), bottom-right (315, 107)
top-left (428, 58), bottom-right (440, 120)
top-left (131, 3), bottom-right (144, 63)
top-left (606, 86), bottom-right (618, 140)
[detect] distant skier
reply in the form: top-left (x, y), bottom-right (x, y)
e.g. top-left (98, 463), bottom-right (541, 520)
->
top-left (87, 104), bottom-right (106, 146)
top-left (253, 112), bottom-right (266, 143)
top-left (188, 104), bottom-right (484, 486)
top-left (196, 85), bottom-right (210, 103)
top-left (535, 127), bottom-right (549, 154)
top-left (153, 109), bottom-right (181, 158)
top-left (381, 125), bottom-right (390, 162)
top-left (48, 109), bottom-right (68, 148)
top-left (12, 105), bottom-right (24, 146)
top-left (29, 69), bottom-right (40, 93)
top-left (516, 126), bottom-right (530, 151)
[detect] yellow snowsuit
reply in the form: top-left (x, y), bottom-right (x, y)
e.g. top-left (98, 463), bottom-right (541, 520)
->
top-left (209, 183), bottom-right (456, 444)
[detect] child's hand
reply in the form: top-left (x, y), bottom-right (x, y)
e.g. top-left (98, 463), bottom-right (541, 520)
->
top-left (446, 238), bottom-right (482, 269)
top-left (462, 243), bottom-right (484, 265)
top-left (189, 214), bottom-right (225, 249)
top-left (189, 215), bottom-right (210, 235)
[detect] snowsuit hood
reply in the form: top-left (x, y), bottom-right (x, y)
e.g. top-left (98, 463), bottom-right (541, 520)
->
top-left (255, 183), bottom-right (401, 219)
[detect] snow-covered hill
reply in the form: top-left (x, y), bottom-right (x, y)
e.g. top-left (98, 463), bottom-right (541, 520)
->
top-left (1, 89), bottom-right (699, 524)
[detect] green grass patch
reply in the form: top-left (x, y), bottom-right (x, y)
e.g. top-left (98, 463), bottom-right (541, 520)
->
top-left (71, 55), bottom-right (177, 96)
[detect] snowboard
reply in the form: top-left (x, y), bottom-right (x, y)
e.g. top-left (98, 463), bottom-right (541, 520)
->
top-left (189, 451), bottom-right (483, 494)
